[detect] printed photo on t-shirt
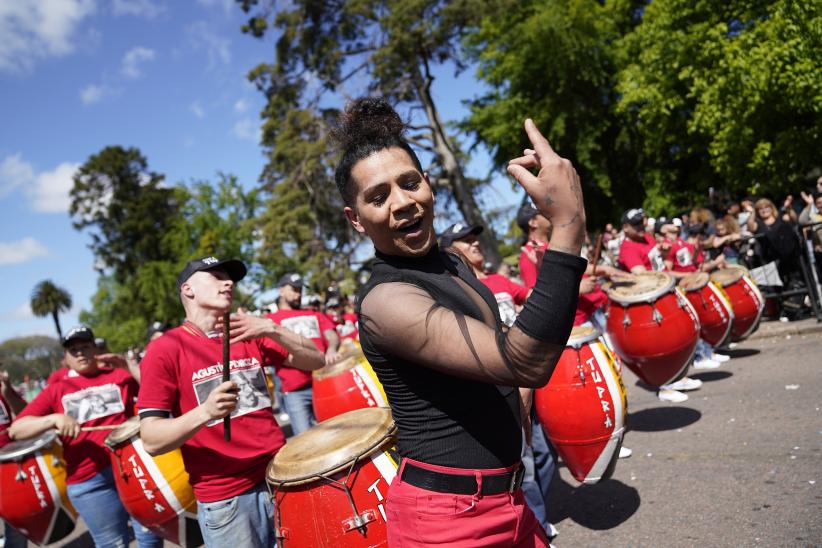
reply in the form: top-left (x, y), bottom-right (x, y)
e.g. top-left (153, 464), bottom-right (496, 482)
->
top-left (647, 246), bottom-right (665, 271)
top-left (335, 320), bottom-right (357, 338)
top-left (279, 315), bottom-right (321, 339)
top-left (675, 246), bottom-right (692, 266)
top-left (495, 292), bottom-right (518, 327)
top-left (192, 360), bottom-right (272, 427)
top-left (0, 402), bottom-right (9, 426)
top-left (61, 383), bottom-right (125, 424)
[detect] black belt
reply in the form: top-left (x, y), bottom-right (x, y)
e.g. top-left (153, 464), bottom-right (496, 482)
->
top-left (400, 461), bottom-right (524, 495)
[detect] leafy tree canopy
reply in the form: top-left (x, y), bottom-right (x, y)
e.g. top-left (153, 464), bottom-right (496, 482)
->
top-left (30, 279), bottom-right (72, 339)
top-left (0, 336), bottom-right (62, 382)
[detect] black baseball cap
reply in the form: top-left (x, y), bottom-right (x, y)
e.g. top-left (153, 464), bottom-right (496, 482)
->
top-left (516, 202), bottom-right (540, 231)
top-left (621, 208), bottom-right (645, 227)
top-left (278, 273), bottom-right (304, 289)
top-left (439, 223), bottom-right (483, 249)
top-left (146, 321), bottom-right (168, 341)
top-left (62, 325), bottom-right (95, 348)
top-left (177, 256), bottom-right (247, 291)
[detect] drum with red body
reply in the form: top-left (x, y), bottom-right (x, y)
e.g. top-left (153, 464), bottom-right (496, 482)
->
top-left (535, 326), bottom-right (627, 484)
top-left (605, 272), bottom-right (700, 387)
top-left (104, 417), bottom-right (202, 547)
top-left (0, 431), bottom-right (77, 545)
top-left (312, 348), bottom-right (387, 423)
top-left (711, 267), bottom-right (764, 341)
top-left (678, 272), bottom-right (735, 347)
top-left (267, 407), bottom-right (397, 548)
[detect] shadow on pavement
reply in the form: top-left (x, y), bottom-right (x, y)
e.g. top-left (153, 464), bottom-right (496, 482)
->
top-left (547, 476), bottom-right (640, 530)
top-left (627, 406), bottom-right (701, 432)
top-left (691, 371), bottom-right (733, 382)
top-left (722, 348), bottom-right (761, 358)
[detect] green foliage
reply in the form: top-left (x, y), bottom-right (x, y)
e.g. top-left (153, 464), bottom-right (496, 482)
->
top-left (0, 336), bottom-right (62, 382)
top-left (30, 280), bottom-right (72, 339)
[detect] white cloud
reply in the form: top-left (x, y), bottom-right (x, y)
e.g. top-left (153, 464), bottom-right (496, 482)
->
top-left (234, 98), bottom-right (249, 113)
top-left (190, 101), bottom-right (205, 119)
top-left (0, 0), bottom-right (96, 74)
top-left (0, 302), bottom-right (35, 322)
top-left (0, 237), bottom-right (49, 266)
top-left (187, 21), bottom-right (230, 68)
top-left (121, 46), bottom-right (156, 79)
top-left (0, 153), bottom-right (35, 197)
top-left (232, 118), bottom-right (259, 142)
top-left (112, 0), bottom-right (164, 18)
top-left (79, 83), bottom-right (107, 104)
top-left (196, 0), bottom-right (234, 14)
top-left (29, 162), bottom-right (80, 213)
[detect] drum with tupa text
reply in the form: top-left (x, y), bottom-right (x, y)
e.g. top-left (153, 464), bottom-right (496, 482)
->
top-left (535, 326), bottom-right (626, 484)
top-left (104, 417), bottom-right (202, 547)
top-left (267, 407), bottom-right (398, 547)
top-left (0, 430), bottom-right (77, 545)
top-left (710, 267), bottom-right (764, 342)
top-left (605, 272), bottom-right (700, 387)
top-left (678, 272), bottom-right (735, 347)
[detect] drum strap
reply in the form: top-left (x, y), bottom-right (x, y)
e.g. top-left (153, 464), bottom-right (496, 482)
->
top-left (400, 462), bottom-right (524, 496)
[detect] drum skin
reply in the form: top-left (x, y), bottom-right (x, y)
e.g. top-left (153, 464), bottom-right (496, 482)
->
top-left (711, 270), bottom-right (764, 342)
top-left (606, 289), bottom-right (700, 387)
top-left (268, 408), bottom-right (397, 548)
top-left (0, 436), bottom-right (77, 545)
top-left (535, 330), bottom-right (626, 484)
top-left (106, 423), bottom-right (202, 547)
top-left (679, 275), bottom-right (735, 347)
top-left (312, 355), bottom-right (387, 423)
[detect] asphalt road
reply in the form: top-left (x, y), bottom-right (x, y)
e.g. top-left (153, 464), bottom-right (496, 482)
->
top-left (547, 331), bottom-right (822, 547)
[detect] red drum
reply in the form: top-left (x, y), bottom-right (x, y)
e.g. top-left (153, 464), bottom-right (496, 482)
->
top-left (267, 408), bottom-right (398, 547)
top-left (678, 272), bottom-right (735, 347)
top-left (711, 267), bottom-right (764, 341)
top-left (0, 431), bottom-right (77, 545)
top-left (312, 347), bottom-right (387, 422)
top-left (536, 326), bottom-right (626, 484)
top-left (105, 417), bottom-right (202, 547)
top-left (605, 272), bottom-right (700, 387)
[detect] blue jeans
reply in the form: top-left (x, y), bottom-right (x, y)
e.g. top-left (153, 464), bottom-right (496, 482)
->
top-left (521, 412), bottom-right (557, 533)
top-left (281, 384), bottom-right (316, 435)
top-left (66, 466), bottom-right (163, 548)
top-left (197, 482), bottom-right (275, 548)
top-left (3, 521), bottom-right (28, 548)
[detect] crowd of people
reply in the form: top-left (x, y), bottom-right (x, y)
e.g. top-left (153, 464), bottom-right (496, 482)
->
top-left (0, 96), bottom-right (815, 547)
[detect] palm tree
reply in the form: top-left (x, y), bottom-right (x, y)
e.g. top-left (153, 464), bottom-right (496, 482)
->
top-left (30, 280), bottom-right (72, 340)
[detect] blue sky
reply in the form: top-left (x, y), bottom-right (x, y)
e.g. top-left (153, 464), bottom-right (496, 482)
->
top-left (0, 0), bottom-right (522, 343)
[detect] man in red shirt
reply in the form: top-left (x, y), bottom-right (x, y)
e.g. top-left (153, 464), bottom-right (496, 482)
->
top-left (517, 202), bottom-right (552, 288)
top-left (137, 256), bottom-right (324, 548)
top-left (10, 326), bottom-right (160, 547)
top-left (267, 273), bottom-right (341, 434)
top-left (0, 366), bottom-right (29, 548)
top-left (325, 295), bottom-right (359, 342)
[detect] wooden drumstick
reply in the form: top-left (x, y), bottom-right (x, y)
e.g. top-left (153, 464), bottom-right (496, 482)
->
top-left (80, 425), bottom-right (120, 432)
top-left (591, 233), bottom-right (604, 278)
top-left (222, 311), bottom-right (232, 442)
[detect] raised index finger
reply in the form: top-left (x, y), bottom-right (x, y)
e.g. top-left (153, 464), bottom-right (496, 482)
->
top-left (524, 119), bottom-right (559, 164)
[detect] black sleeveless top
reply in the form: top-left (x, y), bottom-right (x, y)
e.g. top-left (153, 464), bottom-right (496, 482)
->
top-left (357, 246), bottom-right (522, 469)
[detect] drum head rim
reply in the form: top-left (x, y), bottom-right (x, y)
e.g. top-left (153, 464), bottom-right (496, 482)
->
top-left (567, 325), bottom-right (601, 347)
top-left (0, 430), bottom-right (57, 461)
top-left (104, 416), bottom-right (141, 448)
top-left (312, 356), bottom-right (359, 380)
top-left (678, 272), bottom-right (710, 291)
top-left (606, 272), bottom-right (675, 304)
top-left (266, 407), bottom-right (396, 487)
top-left (710, 268), bottom-right (744, 287)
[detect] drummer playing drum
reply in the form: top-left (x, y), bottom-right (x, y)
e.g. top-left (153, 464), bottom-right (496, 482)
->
top-left (136, 256), bottom-right (324, 547)
top-left (9, 326), bottom-right (162, 547)
top-left (0, 364), bottom-right (30, 548)
top-left (334, 97), bottom-right (587, 546)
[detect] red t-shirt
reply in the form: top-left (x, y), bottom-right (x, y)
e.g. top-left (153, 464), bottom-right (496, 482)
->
top-left (138, 323), bottom-right (289, 502)
top-left (574, 275), bottom-right (609, 325)
top-left (518, 240), bottom-right (549, 289)
top-left (267, 309), bottom-right (335, 392)
top-left (479, 274), bottom-right (529, 327)
top-left (330, 312), bottom-right (359, 341)
top-left (16, 367), bottom-right (138, 484)
top-left (669, 238), bottom-right (700, 272)
top-left (618, 234), bottom-right (664, 272)
top-left (0, 395), bottom-right (13, 449)
top-left (46, 367), bottom-right (69, 386)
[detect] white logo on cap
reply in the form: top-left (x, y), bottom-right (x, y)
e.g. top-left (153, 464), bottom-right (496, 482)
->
top-left (452, 223), bottom-right (463, 233)
top-left (66, 326), bottom-right (87, 338)
top-left (202, 257), bottom-right (219, 265)
top-left (290, 274), bottom-right (301, 282)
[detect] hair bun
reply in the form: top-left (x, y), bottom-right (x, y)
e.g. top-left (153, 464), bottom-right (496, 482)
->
top-left (333, 97), bottom-right (405, 150)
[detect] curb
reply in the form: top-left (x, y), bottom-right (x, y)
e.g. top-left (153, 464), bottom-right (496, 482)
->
top-left (747, 320), bottom-right (822, 341)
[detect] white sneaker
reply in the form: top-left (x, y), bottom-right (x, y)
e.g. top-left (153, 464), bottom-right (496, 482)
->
top-left (658, 388), bottom-right (689, 403)
top-left (546, 523), bottom-right (558, 539)
top-left (663, 377), bottom-right (703, 391)
top-left (711, 352), bottom-right (731, 363)
top-left (693, 357), bottom-right (721, 370)
top-left (619, 446), bottom-right (633, 459)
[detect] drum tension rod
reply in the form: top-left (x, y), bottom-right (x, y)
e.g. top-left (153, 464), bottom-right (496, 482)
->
top-left (652, 305), bottom-right (663, 325)
top-left (622, 306), bottom-right (631, 328)
top-left (15, 462), bottom-right (27, 481)
top-left (575, 348), bottom-right (586, 385)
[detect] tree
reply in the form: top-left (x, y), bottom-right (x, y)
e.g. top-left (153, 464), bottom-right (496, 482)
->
top-left (615, 0), bottom-right (822, 209)
top-left (237, 0), bottom-right (516, 268)
top-left (30, 280), bottom-right (72, 339)
top-left (463, 0), bottom-right (644, 227)
top-left (0, 336), bottom-right (62, 382)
